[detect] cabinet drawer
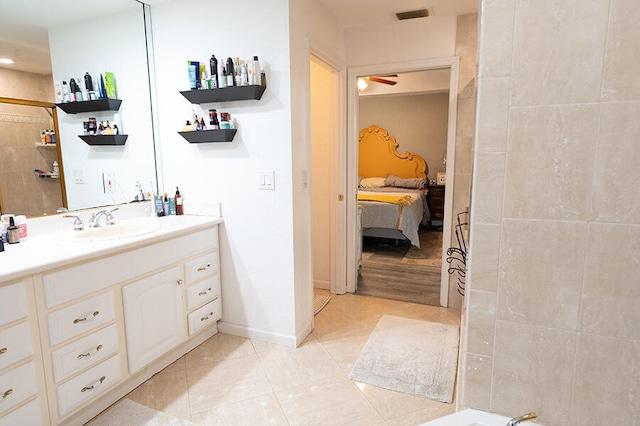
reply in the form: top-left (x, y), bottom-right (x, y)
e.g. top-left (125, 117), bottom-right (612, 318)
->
top-left (56, 355), bottom-right (121, 417)
top-left (51, 324), bottom-right (118, 384)
top-left (188, 298), bottom-right (221, 336)
top-left (43, 227), bottom-right (218, 308)
top-left (0, 322), bottom-right (33, 370)
top-left (186, 275), bottom-right (220, 310)
top-left (185, 251), bottom-right (219, 283)
top-left (47, 292), bottom-right (115, 346)
top-left (0, 281), bottom-right (27, 326)
top-left (0, 398), bottom-right (42, 426)
top-left (0, 361), bottom-right (38, 416)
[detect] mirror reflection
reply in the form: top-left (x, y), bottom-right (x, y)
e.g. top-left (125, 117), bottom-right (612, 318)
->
top-left (0, 0), bottom-right (157, 217)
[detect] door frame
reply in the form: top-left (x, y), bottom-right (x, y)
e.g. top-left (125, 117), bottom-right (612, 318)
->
top-left (342, 57), bottom-right (459, 306)
top-left (309, 46), bottom-right (347, 295)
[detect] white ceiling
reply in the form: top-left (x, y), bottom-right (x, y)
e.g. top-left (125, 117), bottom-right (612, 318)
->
top-left (313, 0), bottom-right (478, 28)
top-left (0, 0), bottom-right (479, 76)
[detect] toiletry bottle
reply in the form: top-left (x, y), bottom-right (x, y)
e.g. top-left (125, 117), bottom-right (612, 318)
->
top-left (7, 217), bottom-right (20, 244)
top-left (52, 161), bottom-right (59, 178)
top-left (209, 109), bottom-right (219, 129)
top-left (0, 231), bottom-right (4, 252)
top-left (50, 130), bottom-right (56, 144)
top-left (219, 68), bottom-right (227, 88)
top-left (168, 197), bottom-right (176, 215)
top-left (226, 58), bottom-right (235, 86)
top-left (69, 78), bottom-right (79, 101)
top-left (62, 81), bottom-right (70, 102)
top-left (210, 55), bottom-right (218, 89)
top-left (84, 72), bottom-right (94, 91)
top-left (15, 215), bottom-right (27, 239)
top-left (252, 56), bottom-right (261, 85)
top-left (175, 187), bottom-right (183, 215)
top-left (240, 65), bottom-right (248, 86)
top-left (163, 194), bottom-right (169, 216)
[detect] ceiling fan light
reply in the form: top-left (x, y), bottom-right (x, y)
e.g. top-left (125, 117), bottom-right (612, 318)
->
top-left (396, 9), bottom-right (429, 21)
top-left (357, 78), bottom-right (368, 91)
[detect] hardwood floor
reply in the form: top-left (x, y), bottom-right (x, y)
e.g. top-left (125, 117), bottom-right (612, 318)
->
top-left (357, 228), bottom-right (442, 306)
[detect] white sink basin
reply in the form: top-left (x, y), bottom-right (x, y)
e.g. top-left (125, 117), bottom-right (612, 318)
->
top-left (68, 221), bottom-right (161, 242)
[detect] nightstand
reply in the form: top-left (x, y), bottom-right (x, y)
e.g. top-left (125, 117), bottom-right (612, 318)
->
top-left (428, 185), bottom-right (446, 227)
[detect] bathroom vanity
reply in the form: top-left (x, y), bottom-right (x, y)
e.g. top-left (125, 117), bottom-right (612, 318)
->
top-left (0, 206), bottom-right (222, 425)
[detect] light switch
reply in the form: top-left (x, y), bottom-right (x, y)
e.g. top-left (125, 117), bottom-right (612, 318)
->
top-left (258, 170), bottom-right (275, 190)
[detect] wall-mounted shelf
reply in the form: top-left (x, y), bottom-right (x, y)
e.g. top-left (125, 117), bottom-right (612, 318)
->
top-left (35, 143), bottom-right (57, 148)
top-left (179, 85), bottom-right (266, 104)
top-left (78, 135), bottom-right (128, 145)
top-left (56, 98), bottom-right (122, 114)
top-left (178, 129), bottom-right (237, 143)
top-left (34, 170), bottom-right (59, 179)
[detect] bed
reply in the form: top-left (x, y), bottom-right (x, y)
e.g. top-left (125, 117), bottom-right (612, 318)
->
top-left (357, 125), bottom-right (430, 248)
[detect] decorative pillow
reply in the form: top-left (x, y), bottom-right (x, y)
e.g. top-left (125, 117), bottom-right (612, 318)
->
top-left (384, 174), bottom-right (426, 189)
top-left (359, 177), bottom-right (386, 188)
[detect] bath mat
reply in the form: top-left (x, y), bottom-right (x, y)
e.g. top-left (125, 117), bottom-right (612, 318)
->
top-left (349, 315), bottom-right (459, 403)
top-left (86, 398), bottom-right (193, 426)
top-left (313, 294), bottom-right (332, 315)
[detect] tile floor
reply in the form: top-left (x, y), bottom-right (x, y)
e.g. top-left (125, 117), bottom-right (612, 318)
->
top-left (102, 290), bottom-right (462, 425)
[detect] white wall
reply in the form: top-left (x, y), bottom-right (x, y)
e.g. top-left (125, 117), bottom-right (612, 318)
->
top-left (149, 0), bottom-right (302, 345)
top-left (346, 17), bottom-right (457, 66)
top-left (48, 6), bottom-right (156, 210)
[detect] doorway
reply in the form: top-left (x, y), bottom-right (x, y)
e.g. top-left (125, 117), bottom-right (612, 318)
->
top-left (344, 58), bottom-right (460, 307)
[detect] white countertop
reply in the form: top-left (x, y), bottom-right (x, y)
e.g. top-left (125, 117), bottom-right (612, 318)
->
top-left (1, 204), bottom-right (222, 283)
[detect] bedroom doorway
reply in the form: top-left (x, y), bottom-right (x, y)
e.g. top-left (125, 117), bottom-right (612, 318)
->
top-left (345, 57), bottom-right (460, 307)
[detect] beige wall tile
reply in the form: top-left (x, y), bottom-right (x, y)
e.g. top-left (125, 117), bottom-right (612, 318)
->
top-left (571, 333), bottom-right (640, 424)
top-left (466, 290), bottom-right (496, 356)
top-left (504, 105), bottom-right (598, 221)
top-left (491, 320), bottom-right (576, 424)
top-left (468, 223), bottom-right (501, 292)
top-left (477, 0), bottom-right (515, 78)
top-left (591, 101), bottom-right (640, 224)
top-left (461, 353), bottom-right (492, 411)
top-left (469, 153), bottom-right (505, 224)
top-left (510, 0), bottom-right (609, 106)
top-left (475, 77), bottom-right (510, 153)
top-left (456, 98), bottom-right (477, 139)
top-left (498, 219), bottom-right (587, 329)
top-left (580, 223), bottom-right (640, 339)
top-left (602, 0), bottom-right (640, 101)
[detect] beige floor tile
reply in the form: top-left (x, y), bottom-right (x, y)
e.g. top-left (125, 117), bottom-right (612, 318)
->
top-left (356, 381), bottom-right (453, 421)
top-left (163, 355), bottom-right (186, 373)
top-left (185, 333), bottom-right (256, 368)
top-left (186, 353), bottom-right (273, 413)
top-left (190, 393), bottom-right (288, 425)
top-left (276, 377), bottom-right (385, 426)
top-left (313, 332), bottom-right (370, 373)
top-left (125, 369), bottom-right (191, 418)
top-left (257, 337), bottom-right (344, 391)
top-left (251, 338), bottom-right (284, 353)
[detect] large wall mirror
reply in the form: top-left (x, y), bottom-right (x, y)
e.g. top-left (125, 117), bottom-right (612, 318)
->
top-left (0, 0), bottom-right (157, 217)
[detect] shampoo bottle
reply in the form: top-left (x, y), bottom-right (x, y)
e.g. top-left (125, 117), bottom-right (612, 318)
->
top-left (210, 55), bottom-right (218, 89)
top-left (225, 58), bottom-right (235, 86)
top-left (7, 217), bottom-right (20, 244)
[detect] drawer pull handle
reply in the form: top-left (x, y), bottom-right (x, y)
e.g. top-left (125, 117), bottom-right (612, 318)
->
top-left (198, 287), bottom-right (213, 296)
top-left (77, 344), bottom-right (104, 360)
top-left (73, 311), bottom-right (100, 324)
top-left (197, 264), bottom-right (211, 272)
top-left (1, 389), bottom-right (13, 400)
top-left (81, 375), bottom-right (106, 393)
top-left (200, 312), bottom-right (215, 321)
top-left (0, 347), bottom-right (7, 355)
top-left (177, 279), bottom-right (184, 286)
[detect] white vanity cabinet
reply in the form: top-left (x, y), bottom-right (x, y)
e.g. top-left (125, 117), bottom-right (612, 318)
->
top-left (123, 265), bottom-right (185, 373)
top-left (6, 219), bottom-right (223, 425)
top-left (0, 280), bottom-right (46, 425)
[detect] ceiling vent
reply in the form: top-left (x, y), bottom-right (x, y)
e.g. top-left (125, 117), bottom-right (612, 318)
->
top-left (395, 9), bottom-right (430, 21)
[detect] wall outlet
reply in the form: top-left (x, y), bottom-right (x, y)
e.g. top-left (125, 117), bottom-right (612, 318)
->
top-left (102, 172), bottom-right (115, 194)
top-left (258, 170), bottom-right (275, 190)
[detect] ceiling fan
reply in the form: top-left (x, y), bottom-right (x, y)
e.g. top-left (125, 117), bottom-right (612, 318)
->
top-left (364, 74), bottom-right (398, 86)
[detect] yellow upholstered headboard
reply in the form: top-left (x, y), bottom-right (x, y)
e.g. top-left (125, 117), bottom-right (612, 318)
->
top-left (358, 125), bottom-right (427, 179)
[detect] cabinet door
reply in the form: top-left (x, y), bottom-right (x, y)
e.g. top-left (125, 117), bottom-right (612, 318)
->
top-left (122, 266), bottom-right (185, 373)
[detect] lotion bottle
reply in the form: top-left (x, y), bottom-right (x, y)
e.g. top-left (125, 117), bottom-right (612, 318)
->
top-left (7, 217), bottom-right (20, 244)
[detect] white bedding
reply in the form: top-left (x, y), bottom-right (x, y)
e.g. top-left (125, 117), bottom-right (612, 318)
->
top-left (358, 188), bottom-right (429, 247)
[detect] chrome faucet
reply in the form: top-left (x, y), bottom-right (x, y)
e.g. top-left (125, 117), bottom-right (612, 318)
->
top-left (88, 207), bottom-right (119, 228)
top-left (506, 412), bottom-right (538, 426)
top-left (63, 215), bottom-right (85, 231)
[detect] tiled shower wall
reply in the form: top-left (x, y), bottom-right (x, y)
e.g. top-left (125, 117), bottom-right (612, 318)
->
top-left (462, 0), bottom-right (640, 424)
top-left (0, 68), bottom-right (62, 217)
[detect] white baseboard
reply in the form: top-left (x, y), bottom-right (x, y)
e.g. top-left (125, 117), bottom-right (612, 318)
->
top-left (218, 321), bottom-right (299, 348)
